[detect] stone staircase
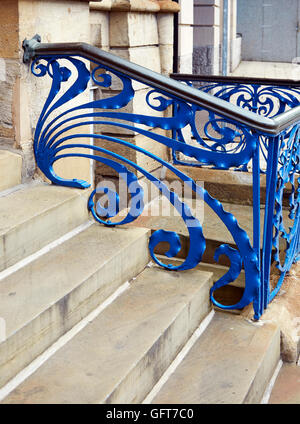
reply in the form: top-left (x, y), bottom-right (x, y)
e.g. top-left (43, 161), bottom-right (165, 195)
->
top-left (0, 161), bottom-right (284, 404)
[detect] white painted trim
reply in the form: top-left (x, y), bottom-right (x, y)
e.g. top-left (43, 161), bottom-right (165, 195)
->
top-left (0, 181), bottom-right (40, 199)
top-left (0, 221), bottom-right (93, 282)
top-left (142, 309), bottom-right (215, 404)
top-left (260, 359), bottom-right (283, 404)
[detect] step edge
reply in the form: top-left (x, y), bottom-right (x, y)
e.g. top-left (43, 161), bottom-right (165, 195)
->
top-left (243, 323), bottom-right (281, 404)
top-left (102, 270), bottom-right (213, 404)
top-left (0, 227), bottom-right (150, 389)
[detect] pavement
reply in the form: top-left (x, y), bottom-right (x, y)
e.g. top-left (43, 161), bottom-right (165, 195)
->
top-left (269, 364), bottom-right (300, 404)
top-left (231, 61), bottom-right (300, 80)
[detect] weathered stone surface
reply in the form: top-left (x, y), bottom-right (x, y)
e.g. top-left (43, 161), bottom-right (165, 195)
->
top-left (243, 262), bottom-right (300, 363)
top-left (91, 0), bottom-right (161, 12)
top-left (114, 195), bottom-right (292, 269)
top-left (231, 35), bottom-right (242, 72)
top-left (193, 45), bottom-right (220, 75)
top-left (178, 54), bottom-right (193, 73)
top-left (95, 167), bottom-right (162, 211)
top-left (94, 87), bottom-right (164, 135)
top-left (178, 0), bottom-right (193, 24)
top-left (109, 11), bottom-right (159, 47)
top-left (0, 184), bottom-right (90, 271)
top-left (0, 59), bottom-right (20, 146)
top-left (269, 364), bottom-right (300, 404)
top-left (195, 0), bottom-right (220, 4)
top-left (0, 225), bottom-right (150, 390)
top-left (0, 0), bottom-right (19, 59)
top-left (158, 0), bottom-right (180, 13)
top-left (159, 44), bottom-right (173, 75)
top-left (194, 4), bottom-right (220, 25)
top-left (18, 0), bottom-right (91, 183)
top-left (0, 150), bottom-right (22, 191)
top-left (157, 13), bottom-right (174, 45)
top-left (165, 166), bottom-right (267, 206)
top-left (100, 46), bottom-right (161, 91)
top-left (152, 312), bottom-right (280, 404)
top-left (92, 0), bottom-right (180, 13)
top-left (157, 13), bottom-right (174, 75)
top-left (2, 266), bottom-right (212, 404)
top-left (94, 128), bottom-right (170, 177)
top-left (90, 0), bottom-right (113, 10)
top-left (90, 10), bottom-right (110, 48)
top-left (194, 25), bottom-right (220, 47)
top-left (178, 25), bottom-right (193, 56)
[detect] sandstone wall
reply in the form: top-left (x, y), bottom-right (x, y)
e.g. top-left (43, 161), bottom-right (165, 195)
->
top-left (90, 0), bottom-right (179, 188)
top-left (0, 0), bottom-right (178, 187)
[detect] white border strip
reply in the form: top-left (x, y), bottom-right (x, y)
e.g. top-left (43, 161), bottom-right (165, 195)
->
top-left (260, 359), bottom-right (283, 404)
top-left (0, 281), bottom-right (130, 402)
top-left (143, 309), bottom-right (215, 404)
top-left (0, 181), bottom-right (39, 199)
top-left (0, 221), bottom-right (93, 282)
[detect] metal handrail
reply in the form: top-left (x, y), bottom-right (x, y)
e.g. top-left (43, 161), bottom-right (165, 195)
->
top-left (22, 36), bottom-right (300, 136)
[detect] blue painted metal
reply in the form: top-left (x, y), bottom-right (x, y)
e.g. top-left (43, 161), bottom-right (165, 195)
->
top-left (172, 76), bottom-right (300, 317)
top-left (27, 51), bottom-right (300, 320)
top-left (171, 79), bottom-right (300, 170)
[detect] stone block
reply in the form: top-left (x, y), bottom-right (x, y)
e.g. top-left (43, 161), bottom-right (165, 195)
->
top-left (178, 0), bottom-right (194, 25)
top-left (194, 0), bottom-right (220, 6)
top-left (1, 265), bottom-right (211, 404)
top-left (17, 0), bottom-right (91, 183)
top-left (19, 1), bottom-right (90, 44)
top-left (0, 184), bottom-right (90, 271)
top-left (0, 59), bottom-right (20, 146)
top-left (94, 127), bottom-right (170, 178)
top-left (90, 10), bottom-right (110, 48)
top-left (159, 44), bottom-right (173, 75)
top-left (0, 150), bottom-right (22, 191)
top-left (231, 35), bottom-right (242, 73)
top-left (157, 13), bottom-right (174, 45)
top-left (178, 25), bottom-right (194, 56)
top-left (194, 5), bottom-right (220, 26)
top-left (193, 45), bottom-right (220, 75)
top-left (0, 0), bottom-right (19, 59)
top-left (104, 46), bottom-right (161, 91)
top-left (0, 224), bottom-right (150, 390)
top-left (93, 87), bottom-right (165, 136)
top-left (194, 25), bottom-right (220, 47)
top-left (178, 54), bottom-right (193, 73)
top-left (109, 11), bottom-right (158, 47)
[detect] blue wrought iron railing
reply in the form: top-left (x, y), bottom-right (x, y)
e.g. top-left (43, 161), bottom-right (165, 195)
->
top-left (22, 36), bottom-right (300, 320)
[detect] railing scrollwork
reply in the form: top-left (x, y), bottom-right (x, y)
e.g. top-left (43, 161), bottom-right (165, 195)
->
top-left (22, 37), bottom-right (300, 320)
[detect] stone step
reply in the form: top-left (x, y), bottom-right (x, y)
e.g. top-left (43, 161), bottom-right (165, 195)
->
top-left (151, 312), bottom-right (280, 404)
top-left (114, 196), bottom-right (259, 267)
top-left (0, 183), bottom-right (91, 271)
top-left (165, 166), bottom-right (292, 207)
top-left (0, 224), bottom-right (150, 389)
top-left (0, 151), bottom-right (22, 192)
top-left (269, 364), bottom-right (300, 404)
top-left (116, 195), bottom-right (291, 267)
top-left (158, 256), bottom-right (246, 308)
top-left (1, 266), bottom-right (213, 404)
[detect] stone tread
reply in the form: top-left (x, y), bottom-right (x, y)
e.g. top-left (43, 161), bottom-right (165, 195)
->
top-left (1, 266), bottom-right (213, 404)
top-left (0, 224), bottom-right (150, 389)
top-left (0, 151), bottom-right (22, 192)
top-left (152, 312), bottom-right (280, 404)
top-left (0, 183), bottom-right (91, 270)
top-left (115, 196), bottom-right (291, 248)
top-left (269, 364), bottom-right (300, 404)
